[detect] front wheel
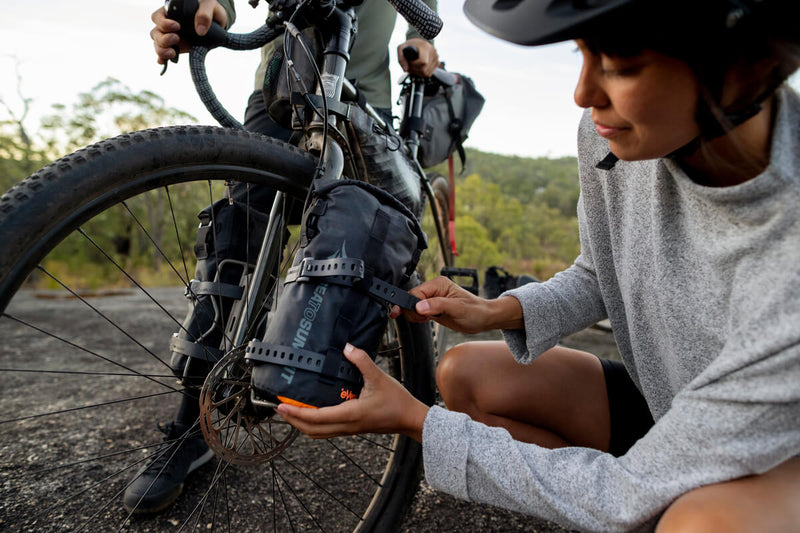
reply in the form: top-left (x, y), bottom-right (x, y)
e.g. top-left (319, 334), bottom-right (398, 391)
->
top-left (0, 125), bottom-right (436, 532)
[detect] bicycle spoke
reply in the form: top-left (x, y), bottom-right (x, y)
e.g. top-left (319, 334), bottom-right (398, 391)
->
top-left (329, 439), bottom-right (381, 485)
top-left (272, 462), bottom-right (298, 533)
top-left (355, 432), bottom-right (396, 453)
top-left (0, 389), bottom-right (181, 425)
top-left (278, 450), bottom-right (363, 520)
top-left (76, 228), bottom-right (234, 356)
top-left (32, 444), bottom-right (162, 528)
top-left (165, 185), bottom-right (193, 284)
top-left (177, 458), bottom-right (232, 533)
top-left (273, 463), bottom-right (328, 533)
top-left (35, 266), bottom-right (173, 371)
top-left (0, 367), bottom-right (176, 379)
top-left (1, 313), bottom-right (182, 394)
top-left (120, 200), bottom-right (189, 287)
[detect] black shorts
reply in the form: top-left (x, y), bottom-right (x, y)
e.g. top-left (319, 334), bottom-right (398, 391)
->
top-left (600, 358), bottom-right (655, 457)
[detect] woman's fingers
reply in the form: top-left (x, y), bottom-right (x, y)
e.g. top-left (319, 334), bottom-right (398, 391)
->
top-left (277, 401), bottom-right (361, 439)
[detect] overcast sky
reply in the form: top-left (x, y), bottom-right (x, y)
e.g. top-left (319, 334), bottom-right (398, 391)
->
top-left (2, 1), bottom-right (797, 160)
top-left (1, 0), bottom-right (586, 159)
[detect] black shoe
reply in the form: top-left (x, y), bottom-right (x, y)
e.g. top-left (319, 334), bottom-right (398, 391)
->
top-left (123, 421), bottom-right (215, 514)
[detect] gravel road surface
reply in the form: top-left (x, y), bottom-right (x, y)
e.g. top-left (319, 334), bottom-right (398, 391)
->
top-left (0, 288), bottom-right (619, 532)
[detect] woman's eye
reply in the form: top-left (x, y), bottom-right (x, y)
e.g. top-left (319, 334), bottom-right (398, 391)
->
top-left (600, 58), bottom-right (642, 77)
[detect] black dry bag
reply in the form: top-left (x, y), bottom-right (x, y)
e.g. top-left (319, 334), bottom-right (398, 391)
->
top-left (247, 180), bottom-right (427, 408)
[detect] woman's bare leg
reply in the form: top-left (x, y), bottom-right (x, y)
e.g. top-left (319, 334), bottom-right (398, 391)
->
top-left (436, 341), bottom-right (611, 451)
top-left (656, 457), bottom-right (800, 533)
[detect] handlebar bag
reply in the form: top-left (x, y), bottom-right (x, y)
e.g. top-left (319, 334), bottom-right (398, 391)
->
top-left (404, 72), bottom-right (485, 169)
top-left (261, 28), bottom-right (324, 129)
top-left (247, 179), bottom-right (427, 408)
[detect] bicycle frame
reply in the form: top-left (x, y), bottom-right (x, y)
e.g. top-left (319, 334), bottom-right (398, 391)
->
top-left (177, 1), bottom-right (453, 351)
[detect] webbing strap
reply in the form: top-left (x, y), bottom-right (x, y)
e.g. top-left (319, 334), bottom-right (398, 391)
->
top-left (245, 340), bottom-right (361, 382)
top-left (285, 257), bottom-right (365, 283)
top-left (187, 280), bottom-right (244, 300)
top-left (169, 336), bottom-right (224, 363)
top-left (444, 83), bottom-right (468, 174)
top-left (284, 258), bottom-right (419, 310)
top-left (292, 92), bottom-right (352, 120)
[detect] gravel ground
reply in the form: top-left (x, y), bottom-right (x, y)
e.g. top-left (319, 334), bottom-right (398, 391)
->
top-left (0, 288), bottom-right (619, 532)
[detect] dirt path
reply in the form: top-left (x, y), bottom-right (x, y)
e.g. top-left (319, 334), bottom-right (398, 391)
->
top-left (0, 288), bottom-right (618, 532)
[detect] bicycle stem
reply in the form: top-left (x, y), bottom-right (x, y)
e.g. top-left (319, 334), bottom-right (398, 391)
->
top-left (303, 7), bottom-right (356, 157)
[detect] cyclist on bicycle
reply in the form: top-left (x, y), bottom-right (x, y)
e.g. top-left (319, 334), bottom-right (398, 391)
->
top-left (278, 1), bottom-right (800, 530)
top-left (125, 0), bottom-right (440, 514)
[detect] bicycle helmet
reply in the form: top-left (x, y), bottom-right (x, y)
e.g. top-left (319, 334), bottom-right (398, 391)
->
top-left (464, 0), bottom-right (799, 157)
top-left (463, 0), bottom-right (633, 47)
top-left (462, 0), bottom-right (780, 47)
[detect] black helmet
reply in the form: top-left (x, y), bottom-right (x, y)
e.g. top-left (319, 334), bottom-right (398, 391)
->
top-left (463, 0), bottom-right (633, 46)
top-left (464, 0), bottom-right (798, 149)
top-left (462, 1), bottom-right (789, 48)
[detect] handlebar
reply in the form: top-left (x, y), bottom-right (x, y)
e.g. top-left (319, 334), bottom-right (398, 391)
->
top-left (165, 0), bottom-right (441, 46)
top-left (163, 0), bottom-right (443, 129)
top-left (402, 46), bottom-right (457, 87)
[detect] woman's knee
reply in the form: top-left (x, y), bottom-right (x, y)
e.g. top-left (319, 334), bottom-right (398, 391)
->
top-left (656, 459), bottom-right (800, 533)
top-left (435, 342), bottom-right (484, 409)
top-left (656, 491), bottom-right (740, 533)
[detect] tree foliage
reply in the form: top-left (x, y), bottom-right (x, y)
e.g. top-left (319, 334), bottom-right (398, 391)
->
top-left (39, 78), bottom-right (196, 156)
top-left (1, 78), bottom-right (203, 288)
top-left (1, 77), bottom-right (582, 288)
top-left (428, 152), bottom-right (581, 283)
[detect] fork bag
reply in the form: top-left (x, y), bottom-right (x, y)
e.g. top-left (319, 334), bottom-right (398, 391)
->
top-left (247, 179), bottom-right (427, 408)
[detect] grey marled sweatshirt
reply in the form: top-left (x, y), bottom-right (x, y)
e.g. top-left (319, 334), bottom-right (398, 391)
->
top-left (422, 86), bottom-right (800, 532)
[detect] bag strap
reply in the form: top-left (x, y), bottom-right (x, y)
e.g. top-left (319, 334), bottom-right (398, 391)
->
top-left (443, 84), bottom-right (468, 174)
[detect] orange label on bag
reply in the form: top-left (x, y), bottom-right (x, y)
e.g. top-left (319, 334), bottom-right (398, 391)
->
top-left (277, 396), bottom-right (318, 409)
top-left (340, 389), bottom-right (357, 401)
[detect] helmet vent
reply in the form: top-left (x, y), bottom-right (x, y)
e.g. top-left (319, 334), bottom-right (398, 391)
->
top-left (572, 0), bottom-right (613, 9)
top-left (492, 0), bottom-right (524, 11)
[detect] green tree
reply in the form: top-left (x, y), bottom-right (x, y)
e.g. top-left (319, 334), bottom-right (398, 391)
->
top-left (40, 77), bottom-right (196, 155)
top-left (0, 58), bottom-right (50, 191)
top-left (451, 214), bottom-right (503, 274)
top-left (9, 78), bottom-right (204, 287)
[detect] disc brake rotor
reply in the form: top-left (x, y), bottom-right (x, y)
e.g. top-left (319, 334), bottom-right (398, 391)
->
top-left (199, 346), bottom-right (298, 466)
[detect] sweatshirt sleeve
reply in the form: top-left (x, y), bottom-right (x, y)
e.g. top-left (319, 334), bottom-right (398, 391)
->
top-left (215, 0), bottom-right (236, 28)
top-left (423, 333), bottom-right (800, 532)
top-left (405, 0), bottom-right (438, 42)
top-left (501, 195), bottom-right (608, 363)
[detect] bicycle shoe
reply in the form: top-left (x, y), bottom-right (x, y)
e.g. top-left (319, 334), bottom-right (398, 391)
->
top-left (123, 421), bottom-right (215, 514)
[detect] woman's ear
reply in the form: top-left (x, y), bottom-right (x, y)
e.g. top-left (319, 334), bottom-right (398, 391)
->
top-left (719, 57), bottom-right (780, 110)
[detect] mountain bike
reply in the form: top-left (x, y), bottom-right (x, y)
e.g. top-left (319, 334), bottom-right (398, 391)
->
top-left (0, 0), bottom-right (458, 531)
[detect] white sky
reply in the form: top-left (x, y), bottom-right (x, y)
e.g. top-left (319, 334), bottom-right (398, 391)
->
top-left (0, 0), bottom-right (583, 159)
top-left (2, 1), bottom-right (797, 159)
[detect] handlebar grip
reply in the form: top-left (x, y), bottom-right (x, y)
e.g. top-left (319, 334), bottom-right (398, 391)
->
top-left (386, 0), bottom-right (443, 40)
top-left (402, 45), bottom-right (419, 62)
top-left (165, 0), bottom-right (228, 48)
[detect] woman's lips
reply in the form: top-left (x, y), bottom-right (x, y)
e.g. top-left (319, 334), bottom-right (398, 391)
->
top-left (594, 122), bottom-right (627, 139)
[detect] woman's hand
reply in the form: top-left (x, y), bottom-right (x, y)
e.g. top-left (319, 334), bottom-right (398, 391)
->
top-left (276, 344), bottom-right (429, 442)
top-left (397, 38), bottom-right (440, 78)
top-left (150, 0), bottom-right (228, 65)
top-left (389, 276), bottom-right (525, 334)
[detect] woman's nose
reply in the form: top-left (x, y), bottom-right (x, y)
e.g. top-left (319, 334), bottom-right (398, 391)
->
top-left (573, 60), bottom-right (608, 110)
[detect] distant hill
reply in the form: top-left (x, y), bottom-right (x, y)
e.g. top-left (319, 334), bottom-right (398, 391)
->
top-left (430, 148), bottom-right (580, 217)
top-left (424, 150), bottom-right (582, 282)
